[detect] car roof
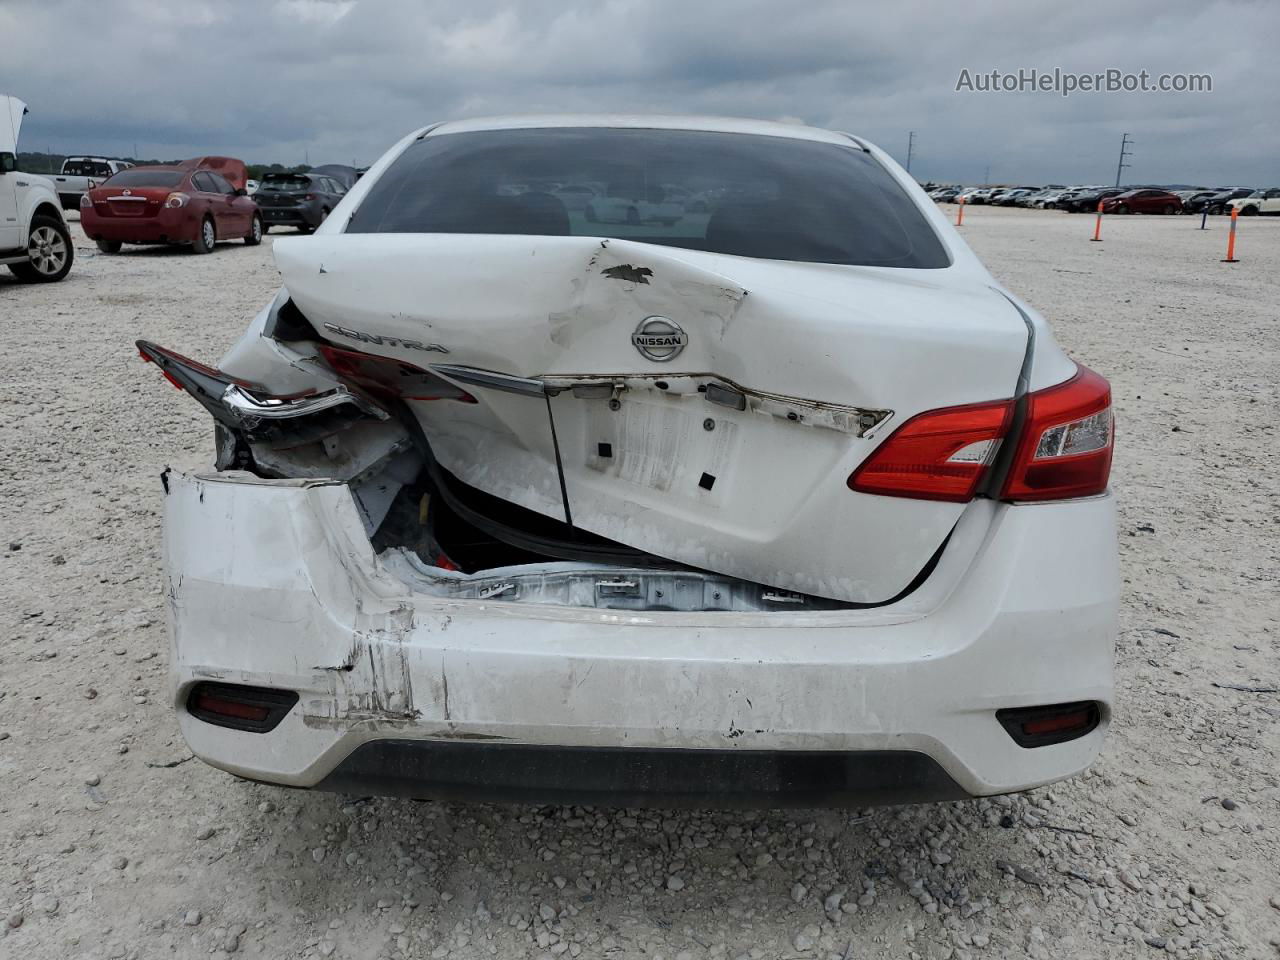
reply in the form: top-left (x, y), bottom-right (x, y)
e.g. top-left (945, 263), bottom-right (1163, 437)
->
top-left (116, 164), bottom-right (184, 174)
top-left (425, 114), bottom-right (859, 147)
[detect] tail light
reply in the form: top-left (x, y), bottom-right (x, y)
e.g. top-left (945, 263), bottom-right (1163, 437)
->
top-left (164, 192), bottom-right (189, 208)
top-left (848, 363), bottom-right (1112, 504)
top-left (847, 399), bottom-right (1013, 502)
top-left (304, 193), bottom-right (316, 201)
top-left (136, 339), bottom-right (390, 433)
top-left (1000, 364), bottom-right (1112, 501)
top-left (316, 343), bottom-right (476, 404)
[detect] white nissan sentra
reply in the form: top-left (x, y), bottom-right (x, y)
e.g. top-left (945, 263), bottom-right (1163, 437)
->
top-left (146, 115), bottom-right (1117, 808)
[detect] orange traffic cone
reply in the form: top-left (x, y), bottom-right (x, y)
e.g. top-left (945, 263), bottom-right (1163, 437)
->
top-left (1221, 207), bottom-right (1239, 263)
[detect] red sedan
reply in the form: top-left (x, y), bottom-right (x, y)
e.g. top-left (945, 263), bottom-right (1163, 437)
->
top-left (1100, 189), bottom-right (1183, 215)
top-left (80, 158), bottom-right (262, 253)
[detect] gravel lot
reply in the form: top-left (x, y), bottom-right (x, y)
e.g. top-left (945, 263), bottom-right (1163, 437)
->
top-left (2, 206), bottom-right (1278, 960)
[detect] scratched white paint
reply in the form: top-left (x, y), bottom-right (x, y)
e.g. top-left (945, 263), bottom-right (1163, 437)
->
top-left (165, 469), bottom-right (1118, 795)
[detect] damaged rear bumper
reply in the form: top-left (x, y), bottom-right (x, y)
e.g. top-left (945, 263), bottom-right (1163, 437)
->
top-left (164, 471), bottom-right (1117, 807)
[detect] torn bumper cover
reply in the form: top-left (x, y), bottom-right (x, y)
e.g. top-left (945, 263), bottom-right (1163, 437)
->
top-left (165, 470), bottom-right (1117, 806)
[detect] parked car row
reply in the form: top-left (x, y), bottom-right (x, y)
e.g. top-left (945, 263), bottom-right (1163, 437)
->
top-left (927, 181), bottom-right (1276, 216)
top-left (1, 93), bottom-right (368, 282)
top-left (2, 94), bottom-right (370, 282)
top-left (82, 160), bottom-right (362, 253)
top-left (80, 158), bottom-right (263, 254)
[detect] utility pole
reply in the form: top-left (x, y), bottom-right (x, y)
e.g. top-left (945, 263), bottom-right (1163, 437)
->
top-left (983, 163), bottom-right (990, 186)
top-left (905, 131), bottom-right (916, 174)
top-left (1114, 133), bottom-right (1133, 187)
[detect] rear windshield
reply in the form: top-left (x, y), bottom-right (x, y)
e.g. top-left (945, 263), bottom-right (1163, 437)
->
top-left (347, 128), bottom-right (950, 268)
top-left (63, 160), bottom-right (113, 177)
top-left (261, 175), bottom-right (311, 191)
top-left (102, 170), bottom-right (184, 188)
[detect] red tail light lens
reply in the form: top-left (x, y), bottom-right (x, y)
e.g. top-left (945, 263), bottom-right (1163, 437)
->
top-left (848, 399), bottom-right (1013, 502)
top-left (316, 343), bottom-right (476, 403)
top-left (1001, 364), bottom-right (1113, 501)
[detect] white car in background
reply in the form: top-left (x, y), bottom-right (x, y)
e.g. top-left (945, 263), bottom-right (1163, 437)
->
top-left (1, 95), bottom-right (74, 283)
top-left (552, 183), bottom-right (596, 211)
top-left (1034, 188), bottom-right (1076, 208)
top-left (1228, 188), bottom-right (1280, 216)
top-left (585, 183), bottom-right (684, 225)
top-left (142, 115), bottom-right (1117, 808)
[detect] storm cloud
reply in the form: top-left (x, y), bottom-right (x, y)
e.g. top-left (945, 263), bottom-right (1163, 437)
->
top-left (2, 0), bottom-right (1276, 185)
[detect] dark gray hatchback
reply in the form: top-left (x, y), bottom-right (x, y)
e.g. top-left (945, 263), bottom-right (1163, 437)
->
top-left (255, 172), bottom-right (347, 233)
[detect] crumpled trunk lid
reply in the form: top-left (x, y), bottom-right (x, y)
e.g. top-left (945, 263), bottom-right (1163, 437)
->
top-left (274, 233), bottom-right (1028, 604)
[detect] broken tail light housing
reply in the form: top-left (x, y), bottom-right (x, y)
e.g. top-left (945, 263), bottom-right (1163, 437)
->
top-left (187, 682), bottom-right (298, 733)
top-left (137, 339), bottom-right (389, 438)
top-left (996, 701), bottom-right (1101, 748)
top-left (1000, 364), bottom-right (1113, 501)
top-left (847, 399), bottom-right (1014, 502)
top-left (316, 343), bottom-right (476, 404)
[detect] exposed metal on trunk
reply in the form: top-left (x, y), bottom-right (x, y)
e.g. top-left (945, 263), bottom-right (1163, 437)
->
top-left (382, 552), bottom-right (856, 612)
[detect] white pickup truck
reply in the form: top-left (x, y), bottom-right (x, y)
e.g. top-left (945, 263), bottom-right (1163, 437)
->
top-left (1, 95), bottom-right (75, 283)
top-left (50, 155), bottom-right (134, 209)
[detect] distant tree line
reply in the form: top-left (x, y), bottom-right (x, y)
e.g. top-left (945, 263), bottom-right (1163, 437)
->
top-left (16, 152), bottom-right (313, 180)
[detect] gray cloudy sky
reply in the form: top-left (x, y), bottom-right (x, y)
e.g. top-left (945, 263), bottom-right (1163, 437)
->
top-left (2, 0), bottom-right (1277, 185)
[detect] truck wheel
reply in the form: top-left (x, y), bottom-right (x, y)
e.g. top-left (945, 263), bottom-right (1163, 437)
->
top-left (192, 216), bottom-right (216, 254)
top-left (96, 239), bottom-right (123, 254)
top-left (245, 214), bottom-right (263, 245)
top-left (8, 215), bottom-right (74, 283)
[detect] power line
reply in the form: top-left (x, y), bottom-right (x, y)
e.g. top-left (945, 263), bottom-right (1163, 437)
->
top-left (1114, 133), bottom-right (1133, 187)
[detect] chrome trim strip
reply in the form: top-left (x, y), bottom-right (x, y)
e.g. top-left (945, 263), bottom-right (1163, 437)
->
top-left (430, 364), bottom-right (547, 398)
top-left (220, 383), bottom-right (388, 422)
